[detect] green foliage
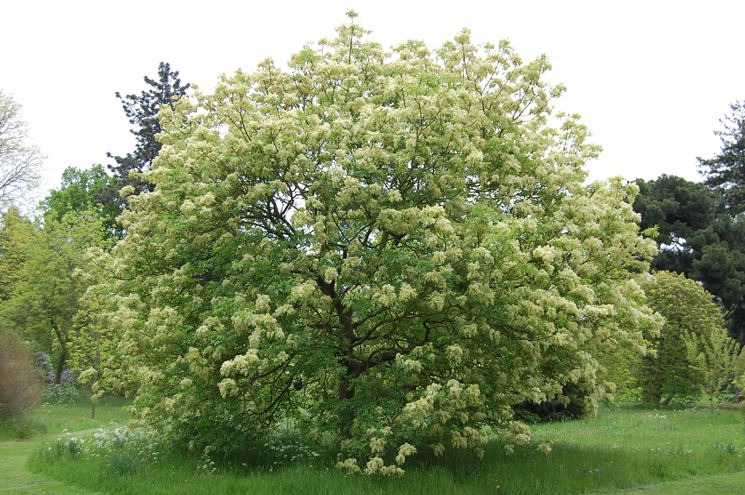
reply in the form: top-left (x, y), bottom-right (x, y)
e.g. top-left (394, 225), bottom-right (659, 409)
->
top-left (69, 248), bottom-right (130, 405)
top-left (699, 101), bottom-right (745, 215)
top-left (35, 426), bottom-right (163, 476)
top-left (107, 62), bottom-right (189, 196)
top-left (0, 209), bottom-right (110, 383)
top-left (0, 331), bottom-right (42, 419)
top-left (97, 16), bottom-right (659, 473)
top-left (0, 415), bottom-right (46, 440)
top-left (43, 382), bottom-right (84, 406)
top-left (685, 325), bottom-right (743, 408)
top-left (513, 382), bottom-right (594, 423)
top-left (633, 176), bottom-right (745, 344)
top-left (734, 349), bottom-right (745, 392)
top-left (634, 176), bottom-right (718, 276)
top-left (640, 271), bottom-right (726, 404)
top-left (42, 165), bottom-right (122, 237)
top-left (0, 207), bottom-right (38, 302)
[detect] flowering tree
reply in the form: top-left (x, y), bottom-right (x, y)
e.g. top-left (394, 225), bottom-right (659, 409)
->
top-left (104, 13), bottom-right (658, 473)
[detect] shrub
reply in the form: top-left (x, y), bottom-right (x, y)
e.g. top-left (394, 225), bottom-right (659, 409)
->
top-left (0, 416), bottom-right (46, 440)
top-left (686, 325), bottom-right (743, 408)
top-left (513, 382), bottom-right (594, 423)
top-left (640, 271), bottom-right (726, 405)
top-left (36, 426), bottom-right (163, 475)
top-left (0, 331), bottom-right (42, 418)
top-left (37, 352), bottom-right (83, 404)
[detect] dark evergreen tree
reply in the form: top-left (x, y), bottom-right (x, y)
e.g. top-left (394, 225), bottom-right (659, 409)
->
top-left (699, 101), bottom-right (745, 214)
top-left (107, 62), bottom-right (189, 195)
top-left (634, 175), bottom-right (719, 275)
top-left (633, 175), bottom-right (745, 344)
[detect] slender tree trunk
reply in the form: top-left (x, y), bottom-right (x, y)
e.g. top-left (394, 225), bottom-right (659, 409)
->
top-left (54, 348), bottom-right (67, 385)
top-left (50, 317), bottom-right (67, 385)
top-left (91, 401), bottom-right (96, 419)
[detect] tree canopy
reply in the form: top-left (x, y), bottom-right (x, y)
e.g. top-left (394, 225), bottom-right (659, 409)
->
top-left (42, 165), bottom-right (122, 236)
top-left (0, 204), bottom-right (110, 383)
top-left (107, 62), bottom-right (189, 196)
top-left (0, 91), bottom-right (40, 207)
top-left (633, 175), bottom-right (745, 344)
top-left (98, 15), bottom-right (659, 473)
top-left (639, 271), bottom-right (725, 404)
top-left (699, 101), bottom-right (745, 214)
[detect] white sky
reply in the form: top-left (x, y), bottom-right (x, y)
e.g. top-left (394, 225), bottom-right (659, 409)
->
top-left (3, 0), bottom-right (745, 201)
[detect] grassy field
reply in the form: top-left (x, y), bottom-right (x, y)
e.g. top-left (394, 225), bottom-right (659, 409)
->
top-left (1, 403), bottom-right (744, 494)
top-left (0, 398), bottom-right (130, 494)
top-left (0, 398), bottom-right (131, 441)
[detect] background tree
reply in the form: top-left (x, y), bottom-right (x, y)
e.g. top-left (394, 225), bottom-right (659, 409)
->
top-left (0, 208), bottom-right (38, 303)
top-left (640, 271), bottom-right (725, 404)
top-left (0, 210), bottom-right (109, 383)
top-left (686, 325), bottom-right (743, 409)
top-left (42, 165), bottom-right (122, 238)
top-left (699, 101), bottom-right (745, 214)
top-left (633, 176), bottom-right (745, 344)
top-left (0, 91), bottom-right (41, 207)
top-left (69, 247), bottom-right (131, 418)
top-left (634, 175), bottom-right (718, 275)
top-left (107, 62), bottom-right (189, 196)
top-left (734, 348), bottom-right (745, 399)
top-left (101, 16), bottom-right (659, 473)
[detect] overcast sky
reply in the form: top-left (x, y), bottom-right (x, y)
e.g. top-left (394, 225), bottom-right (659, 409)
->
top-left (3, 0), bottom-right (745, 201)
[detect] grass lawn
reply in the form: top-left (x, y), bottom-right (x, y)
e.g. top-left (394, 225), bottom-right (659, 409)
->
top-left (0, 397), bottom-right (130, 495)
top-left (3, 404), bottom-right (741, 495)
top-left (0, 398), bottom-right (132, 442)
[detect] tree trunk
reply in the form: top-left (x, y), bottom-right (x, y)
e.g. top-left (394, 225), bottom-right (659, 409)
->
top-left (54, 348), bottom-right (67, 385)
top-left (338, 362), bottom-right (357, 439)
top-left (315, 277), bottom-right (359, 439)
top-left (50, 317), bottom-right (68, 385)
top-left (91, 401), bottom-right (96, 419)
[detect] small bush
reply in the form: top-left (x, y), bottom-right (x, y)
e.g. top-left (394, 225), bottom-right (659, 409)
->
top-left (42, 381), bottom-right (83, 405)
top-left (513, 382), bottom-right (594, 423)
top-left (36, 426), bottom-right (163, 475)
top-left (0, 416), bottom-right (46, 440)
top-left (0, 331), bottom-right (43, 419)
top-left (36, 352), bottom-right (83, 404)
top-left (36, 433), bottom-right (86, 463)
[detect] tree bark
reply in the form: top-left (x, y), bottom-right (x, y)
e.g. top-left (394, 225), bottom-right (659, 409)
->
top-left (54, 348), bottom-right (67, 385)
top-left (50, 317), bottom-right (68, 385)
top-left (338, 370), bottom-right (355, 438)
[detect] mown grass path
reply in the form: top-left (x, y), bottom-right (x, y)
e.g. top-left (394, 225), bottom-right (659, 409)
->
top-left (603, 470), bottom-right (745, 494)
top-left (0, 437), bottom-right (102, 495)
top-left (0, 400), bottom-right (130, 495)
